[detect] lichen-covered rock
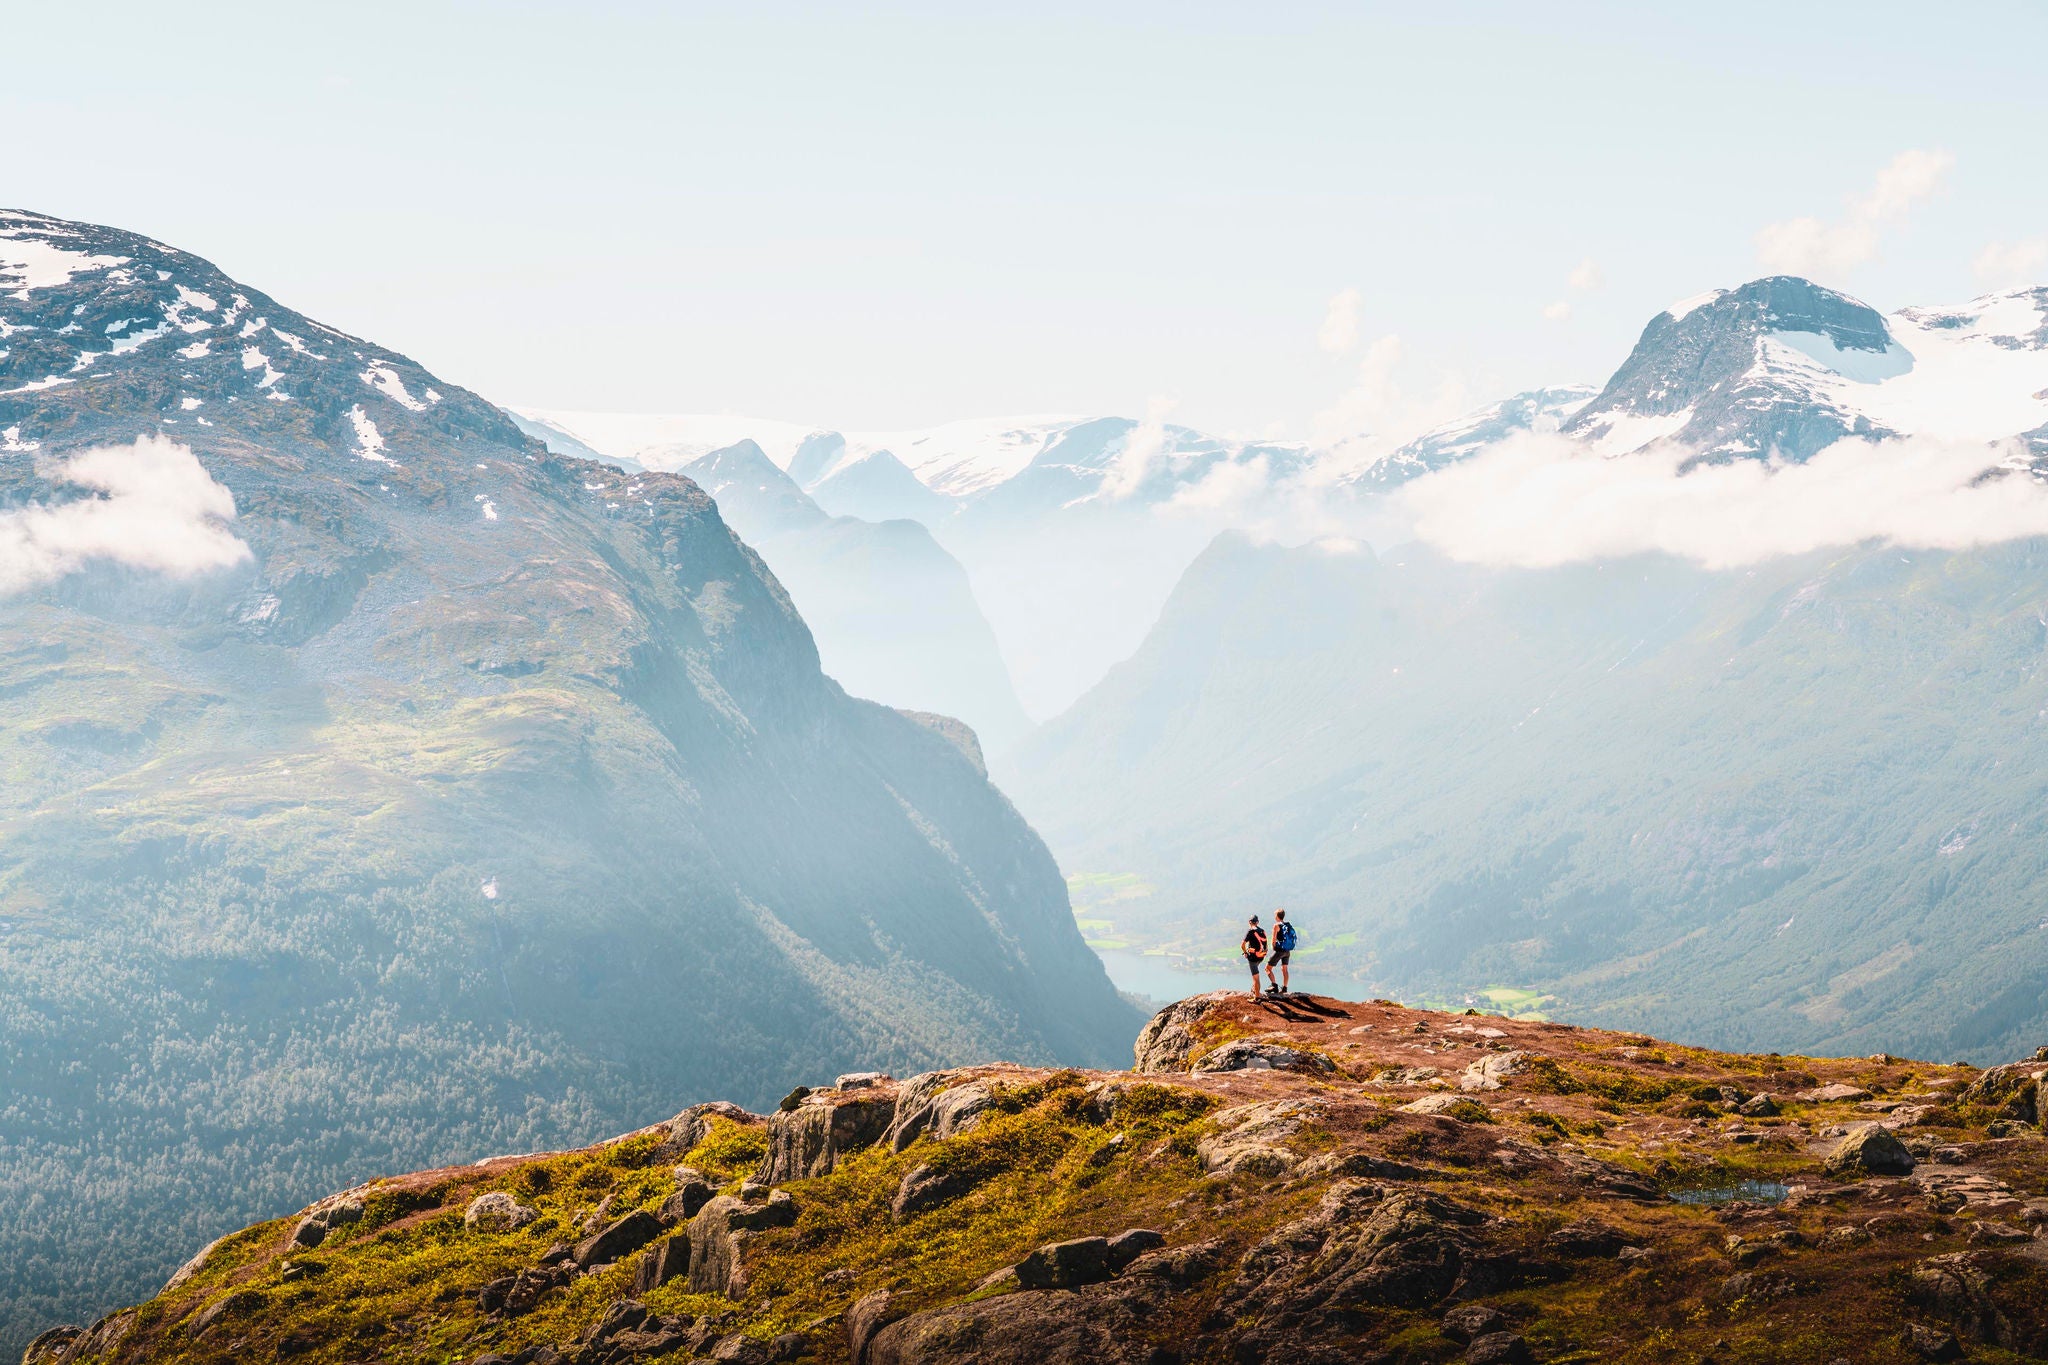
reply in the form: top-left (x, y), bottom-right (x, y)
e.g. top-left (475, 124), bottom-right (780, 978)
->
top-left (1195, 1099), bottom-right (1321, 1175)
top-left (1190, 1038), bottom-right (1337, 1074)
top-left (891, 1162), bottom-right (982, 1221)
top-left (660, 1168), bottom-right (717, 1225)
top-left (1401, 1094), bottom-right (1492, 1121)
top-left (1797, 1082), bottom-right (1875, 1103)
top-left (1961, 1060), bottom-right (2044, 1129)
top-left (631, 1233), bottom-right (693, 1294)
top-left (686, 1192), bottom-right (800, 1296)
top-left (1827, 1125), bottom-right (1917, 1176)
top-left (885, 1072), bottom-right (994, 1152)
top-left (1459, 1051), bottom-right (1529, 1092)
top-left (465, 1192), bottom-right (538, 1232)
top-left (756, 1085), bottom-right (898, 1183)
top-left (574, 1209), bottom-right (663, 1269)
top-left (1132, 993), bottom-right (1237, 1073)
top-left (1015, 1236), bottom-right (1112, 1289)
top-left (863, 1272), bottom-right (1170, 1365)
top-left (288, 1194), bottom-right (364, 1249)
top-left (1905, 1252), bottom-right (2013, 1347)
top-left (653, 1100), bottom-right (766, 1163)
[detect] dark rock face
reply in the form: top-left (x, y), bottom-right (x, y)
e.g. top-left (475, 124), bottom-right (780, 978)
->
top-left (891, 1163), bottom-right (981, 1221)
top-left (1014, 1237), bottom-right (1112, 1290)
top-left (686, 1193), bottom-right (799, 1297)
top-left (885, 1072), bottom-right (995, 1151)
top-left (0, 209), bottom-right (1139, 1351)
top-left (574, 1211), bottom-right (664, 1270)
top-left (1561, 275), bottom-right (1902, 463)
top-left (756, 1086), bottom-right (899, 1184)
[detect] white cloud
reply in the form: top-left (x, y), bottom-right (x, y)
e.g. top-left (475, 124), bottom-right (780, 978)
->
top-left (1100, 395), bottom-right (1176, 500)
top-left (1309, 335), bottom-right (1471, 467)
top-left (1317, 287), bottom-right (1363, 355)
top-left (1973, 238), bottom-right (2048, 289)
top-left (0, 436), bottom-right (252, 594)
top-left (1398, 430), bottom-right (2047, 569)
top-left (1567, 258), bottom-right (1603, 292)
top-left (1542, 300), bottom-right (1573, 321)
top-left (1755, 148), bottom-right (1953, 280)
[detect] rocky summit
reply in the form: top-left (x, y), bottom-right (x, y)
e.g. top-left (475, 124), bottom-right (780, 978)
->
top-left (0, 211), bottom-right (1136, 1354)
top-left (25, 993), bottom-right (2048, 1365)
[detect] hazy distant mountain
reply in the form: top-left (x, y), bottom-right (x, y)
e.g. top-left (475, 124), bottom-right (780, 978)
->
top-left (1000, 530), bottom-right (2048, 1067)
top-left (0, 210), bottom-right (1133, 1351)
top-left (1350, 385), bottom-right (1597, 488)
top-left (515, 408), bottom-right (1315, 719)
top-left (680, 441), bottom-right (1031, 750)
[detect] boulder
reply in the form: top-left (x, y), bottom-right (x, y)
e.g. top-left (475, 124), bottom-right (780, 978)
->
top-left (862, 1274), bottom-right (1169, 1365)
top-left (1229, 1181), bottom-right (1494, 1314)
top-left (1189, 1038), bottom-right (1338, 1074)
top-left (1104, 1228), bottom-right (1165, 1272)
top-left (1194, 1099), bottom-right (1322, 1176)
top-left (653, 1100), bottom-right (765, 1163)
top-left (289, 1196), bottom-right (363, 1248)
top-left (465, 1191), bottom-right (539, 1232)
top-left (756, 1086), bottom-right (898, 1183)
top-left (661, 1169), bottom-right (717, 1224)
top-left (1401, 1094), bottom-right (1492, 1121)
top-left (1459, 1051), bottom-right (1530, 1092)
top-left (1905, 1324), bottom-right (1964, 1361)
top-left (1904, 1252), bottom-right (2012, 1347)
top-left (1827, 1126), bottom-right (1917, 1177)
top-left (1737, 1093), bottom-right (1781, 1118)
top-left (687, 1192), bottom-right (800, 1296)
top-left (1543, 1218), bottom-right (1628, 1259)
top-left (1015, 1236), bottom-right (1113, 1289)
top-left (1467, 1333), bottom-right (1533, 1365)
top-left (1132, 993), bottom-right (1236, 1073)
top-left (1797, 1083), bottom-right (1875, 1103)
top-left (848, 1289), bottom-right (900, 1365)
top-left (1441, 1303), bottom-right (1506, 1343)
top-left (1960, 1061), bottom-right (2044, 1128)
top-left (22, 1327), bottom-right (84, 1365)
top-left (574, 1209), bottom-right (664, 1269)
top-left (885, 1072), bottom-right (995, 1152)
top-left (160, 1233), bottom-right (229, 1294)
top-left (838, 1071), bottom-right (892, 1089)
top-left (631, 1233), bottom-right (693, 1294)
top-left (892, 1162), bottom-right (982, 1221)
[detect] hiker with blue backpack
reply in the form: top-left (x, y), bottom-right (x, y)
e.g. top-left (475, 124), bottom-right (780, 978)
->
top-left (1266, 909), bottom-right (1298, 996)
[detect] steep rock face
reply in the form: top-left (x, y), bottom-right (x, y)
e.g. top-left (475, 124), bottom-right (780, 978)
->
top-left (0, 210), bottom-right (1136, 1354)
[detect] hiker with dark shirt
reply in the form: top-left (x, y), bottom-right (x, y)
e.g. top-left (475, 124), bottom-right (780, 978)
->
top-left (1241, 915), bottom-right (1268, 999)
top-left (1267, 908), bottom-right (1296, 996)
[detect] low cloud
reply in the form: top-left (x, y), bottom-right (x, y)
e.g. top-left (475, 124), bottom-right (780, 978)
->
top-left (1100, 395), bottom-right (1177, 500)
top-left (1317, 288), bottom-right (1363, 355)
top-left (1310, 335), bottom-right (1472, 467)
top-left (1755, 148), bottom-right (1953, 280)
top-left (1973, 238), bottom-right (2048, 289)
top-left (0, 436), bottom-right (252, 594)
top-left (1398, 431), bottom-right (2048, 569)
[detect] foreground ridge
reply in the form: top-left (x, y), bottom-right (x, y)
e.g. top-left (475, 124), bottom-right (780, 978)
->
top-left (27, 994), bottom-right (2048, 1365)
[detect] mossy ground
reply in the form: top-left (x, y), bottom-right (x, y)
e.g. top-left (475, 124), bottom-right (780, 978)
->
top-left (55, 998), bottom-right (2048, 1365)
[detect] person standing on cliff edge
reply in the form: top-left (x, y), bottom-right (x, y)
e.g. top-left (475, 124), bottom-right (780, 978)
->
top-left (1266, 908), bottom-right (1296, 996)
top-left (1241, 915), bottom-right (1268, 999)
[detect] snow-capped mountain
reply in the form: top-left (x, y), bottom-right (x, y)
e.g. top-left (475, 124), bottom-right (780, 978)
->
top-left (1349, 386), bottom-right (1598, 488)
top-left (1560, 276), bottom-right (2048, 462)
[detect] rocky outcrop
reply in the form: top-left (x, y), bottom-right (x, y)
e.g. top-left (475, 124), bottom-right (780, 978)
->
top-left (891, 1163), bottom-right (981, 1221)
top-left (1195, 1099), bottom-right (1322, 1176)
top-left (1131, 993), bottom-right (1236, 1073)
top-left (289, 1194), bottom-right (365, 1249)
top-left (885, 1072), bottom-right (994, 1152)
top-left (466, 1193), bottom-right (539, 1232)
top-left (653, 1102), bottom-right (765, 1164)
top-left (1189, 1038), bottom-right (1337, 1074)
top-left (686, 1192), bottom-right (799, 1297)
top-left (574, 1211), bottom-right (664, 1270)
top-left (756, 1084), bottom-right (899, 1184)
top-left (1961, 1056), bottom-right (2045, 1129)
top-left (1459, 1051), bottom-right (1530, 1092)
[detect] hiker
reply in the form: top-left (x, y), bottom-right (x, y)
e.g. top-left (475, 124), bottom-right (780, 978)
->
top-left (1266, 908), bottom-right (1297, 996)
top-left (1240, 915), bottom-right (1268, 999)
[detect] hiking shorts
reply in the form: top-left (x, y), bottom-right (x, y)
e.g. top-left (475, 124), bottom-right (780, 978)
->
top-left (1244, 954), bottom-right (1264, 978)
top-left (1269, 950), bottom-right (1291, 967)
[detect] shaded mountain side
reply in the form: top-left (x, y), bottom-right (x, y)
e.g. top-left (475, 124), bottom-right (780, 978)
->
top-left (25, 991), bottom-right (2048, 1365)
top-left (678, 442), bottom-right (1031, 751)
top-left (1001, 531), bottom-right (2048, 1064)
top-left (0, 210), bottom-right (1135, 1356)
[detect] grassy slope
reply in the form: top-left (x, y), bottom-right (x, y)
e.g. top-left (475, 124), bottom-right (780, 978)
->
top-left (47, 994), bottom-right (2048, 1365)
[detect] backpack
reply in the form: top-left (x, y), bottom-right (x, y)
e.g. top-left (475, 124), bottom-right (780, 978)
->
top-left (1275, 921), bottom-right (1297, 952)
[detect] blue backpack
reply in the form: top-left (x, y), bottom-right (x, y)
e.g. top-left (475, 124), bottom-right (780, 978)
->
top-left (1275, 921), bottom-right (1297, 952)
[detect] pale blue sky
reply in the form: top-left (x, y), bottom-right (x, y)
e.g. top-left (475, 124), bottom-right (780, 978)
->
top-left (9, 2), bottom-right (2047, 436)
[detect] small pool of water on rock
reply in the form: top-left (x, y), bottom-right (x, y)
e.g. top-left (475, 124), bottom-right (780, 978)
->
top-left (1668, 1179), bottom-right (1790, 1206)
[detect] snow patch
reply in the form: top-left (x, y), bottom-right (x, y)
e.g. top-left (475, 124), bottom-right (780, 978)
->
top-left (0, 234), bottom-right (129, 291)
top-left (1587, 407), bottom-right (1695, 455)
top-left (1665, 289), bottom-right (1726, 322)
top-left (348, 404), bottom-right (395, 464)
top-left (361, 361), bottom-right (426, 411)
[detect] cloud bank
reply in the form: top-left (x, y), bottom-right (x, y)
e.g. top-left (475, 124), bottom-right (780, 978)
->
top-left (1398, 432), bottom-right (2048, 569)
top-left (0, 436), bottom-right (252, 594)
top-left (1754, 148), bottom-right (1952, 280)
